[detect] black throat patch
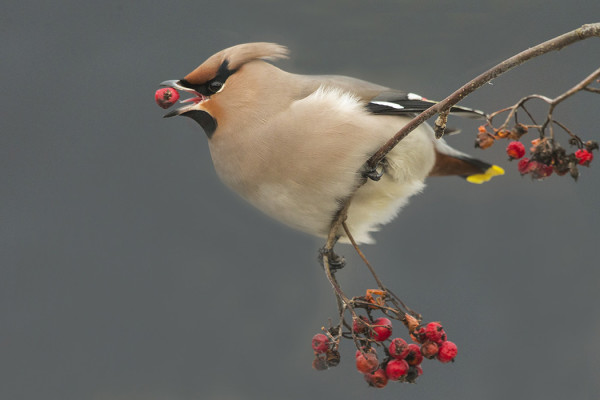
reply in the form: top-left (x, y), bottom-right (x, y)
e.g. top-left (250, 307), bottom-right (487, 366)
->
top-left (182, 110), bottom-right (217, 138)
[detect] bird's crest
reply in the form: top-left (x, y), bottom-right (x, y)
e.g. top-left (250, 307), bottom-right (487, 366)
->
top-left (184, 42), bottom-right (289, 84)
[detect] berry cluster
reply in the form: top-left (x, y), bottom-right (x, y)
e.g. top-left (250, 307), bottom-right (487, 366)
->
top-left (476, 124), bottom-right (597, 180)
top-left (311, 318), bottom-right (457, 389)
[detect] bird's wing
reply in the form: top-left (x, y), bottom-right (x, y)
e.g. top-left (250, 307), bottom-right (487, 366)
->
top-left (307, 75), bottom-right (485, 120)
top-left (366, 90), bottom-right (486, 119)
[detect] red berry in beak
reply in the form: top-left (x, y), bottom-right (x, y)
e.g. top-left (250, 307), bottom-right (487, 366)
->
top-left (155, 87), bottom-right (180, 109)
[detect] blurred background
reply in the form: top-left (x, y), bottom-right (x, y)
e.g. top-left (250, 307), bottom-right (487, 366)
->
top-left (2, 1), bottom-right (600, 399)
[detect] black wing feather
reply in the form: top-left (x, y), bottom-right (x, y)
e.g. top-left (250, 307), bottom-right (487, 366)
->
top-left (366, 91), bottom-right (485, 119)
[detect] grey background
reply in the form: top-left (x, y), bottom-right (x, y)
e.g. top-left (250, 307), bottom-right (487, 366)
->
top-left (2, 1), bottom-right (600, 399)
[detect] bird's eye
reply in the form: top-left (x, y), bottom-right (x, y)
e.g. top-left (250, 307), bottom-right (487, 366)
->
top-left (208, 81), bottom-right (223, 93)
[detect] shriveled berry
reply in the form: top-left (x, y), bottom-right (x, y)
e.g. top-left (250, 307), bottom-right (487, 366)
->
top-left (437, 340), bottom-right (458, 363)
top-left (420, 341), bottom-right (439, 359)
top-left (509, 123), bottom-right (528, 140)
top-left (312, 356), bottom-right (328, 371)
top-left (423, 322), bottom-right (446, 343)
top-left (385, 359), bottom-right (409, 381)
top-left (531, 162), bottom-right (553, 179)
top-left (388, 338), bottom-right (409, 359)
top-left (326, 349), bottom-right (340, 367)
top-left (519, 159), bottom-right (552, 179)
top-left (476, 130), bottom-right (495, 149)
top-left (506, 141), bottom-right (526, 159)
top-left (311, 334), bottom-right (330, 354)
top-left (154, 87), bottom-right (180, 109)
top-left (364, 368), bottom-right (388, 388)
top-left (585, 140), bottom-right (599, 151)
top-left (530, 138), bottom-right (542, 152)
top-left (404, 344), bottom-right (423, 366)
top-left (369, 317), bottom-right (392, 342)
top-left (496, 129), bottom-right (511, 138)
top-left (355, 350), bottom-right (379, 374)
top-left (405, 365), bottom-right (421, 383)
top-left (575, 149), bottom-right (594, 166)
top-left (352, 315), bottom-right (369, 335)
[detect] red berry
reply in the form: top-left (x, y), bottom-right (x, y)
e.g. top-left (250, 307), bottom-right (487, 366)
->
top-left (155, 87), bottom-right (180, 109)
top-left (420, 341), bottom-right (439, 359)
top-left (385, 359), bottom-right (409, 381)
top-left (506, 141), bottom-right (526, 159)
top-left (364, 368), bottom-right (388, 388)
top-left (518, 157), bottom-right (531, 175)
top-left (355, 350), bottom-right (379, 374)
top-left (352, 316), bottom-right (369, 335)
top-left (388, 338), bottom-right (409, 359)
top-left (369, 317), bottom-right (392, 342)
top-left (437, 340), bottom-right (458, 363)
top-left (312, 356), bottom-right (328, 371)
top-left (404, 344), bottom-right (424, 366)
top-left (311, 334), bottom-right (330, 354)
top-left (423, 322), bottom-right (446, 343)
top-left (575, 149), bottom-right (594, 166)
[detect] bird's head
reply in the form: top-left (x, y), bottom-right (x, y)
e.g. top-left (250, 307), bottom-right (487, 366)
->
top-left (159, 42), bottom-right (289, 137)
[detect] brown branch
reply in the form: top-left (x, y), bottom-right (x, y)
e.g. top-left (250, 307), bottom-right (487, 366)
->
top-left (321, 22), bottom-right (600, 314)
top-left (366, 23), bottom-right (599, 170)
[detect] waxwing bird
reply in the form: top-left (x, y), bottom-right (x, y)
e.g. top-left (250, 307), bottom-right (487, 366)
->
top-left (159, 42), bottom-right (503, 244)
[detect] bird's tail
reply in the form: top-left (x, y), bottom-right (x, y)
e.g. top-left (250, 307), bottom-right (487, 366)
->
top-left (429, 140), bottom-right (504, 184)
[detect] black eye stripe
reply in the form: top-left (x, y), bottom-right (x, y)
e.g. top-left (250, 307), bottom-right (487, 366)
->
top-left (180, 59), bottom-right (237, 96)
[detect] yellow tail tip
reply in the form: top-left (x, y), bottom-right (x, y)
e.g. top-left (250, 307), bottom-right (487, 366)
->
top-left (466, 165), bottom-right (505, 184)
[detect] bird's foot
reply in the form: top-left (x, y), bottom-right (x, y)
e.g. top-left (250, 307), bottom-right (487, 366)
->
top-left (361, 163), bottom-right (384, 181)
top-left (318, 247), bottom-right (346, 271)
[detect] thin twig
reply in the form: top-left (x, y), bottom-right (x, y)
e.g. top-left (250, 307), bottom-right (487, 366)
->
top-left (342, 221), bottom-right (385, 290)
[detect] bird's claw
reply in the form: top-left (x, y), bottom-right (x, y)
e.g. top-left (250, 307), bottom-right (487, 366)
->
top-left (361, 165), bottom-right (384, 181)
top-left (318, 247), bottom-right (346, 271)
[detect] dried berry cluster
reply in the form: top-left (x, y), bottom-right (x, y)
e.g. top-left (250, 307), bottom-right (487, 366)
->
top-left (311, 318), bottom-right (457, 389)
top-left (476, 124), bottom-right (596, 180)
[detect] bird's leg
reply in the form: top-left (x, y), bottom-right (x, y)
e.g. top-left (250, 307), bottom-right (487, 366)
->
top-left (318, 247), bottom-right (346, 271)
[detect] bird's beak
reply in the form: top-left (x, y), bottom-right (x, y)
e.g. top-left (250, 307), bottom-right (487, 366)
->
top-left (159, 80), bottom-right (208, 118)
